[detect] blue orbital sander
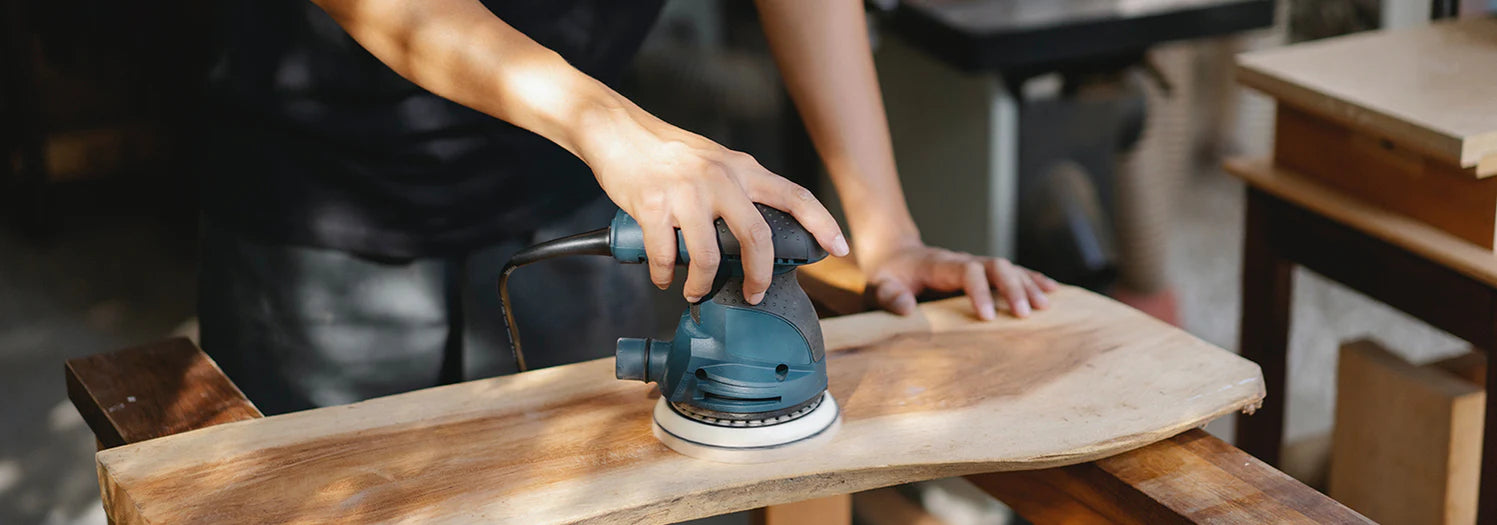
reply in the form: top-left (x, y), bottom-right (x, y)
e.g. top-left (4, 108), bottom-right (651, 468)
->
top-left (498, 204), bottom-right (839, 462)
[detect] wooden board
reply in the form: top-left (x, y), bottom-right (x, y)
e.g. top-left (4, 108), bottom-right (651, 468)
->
top-left (65, 338), bottom-right (262, 449)
top-left (1225, 157), bottom-right (1497, 290)
top-left (972, 429), bottom-right (1373, 524)
top-left (749, 494), bottom-right (852, 525)
top-left (1330, 340), bottom-right (1484, 525)
top-left (1272, 104), bottom-right (1497, 249)
top-left (1237, 17), bottom-right (1497, 174)
top-left (95, 288), bottom-right (1264, 524)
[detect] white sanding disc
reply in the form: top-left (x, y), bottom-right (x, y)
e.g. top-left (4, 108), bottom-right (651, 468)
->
top-left (651, 393), bottom-right (840, 464)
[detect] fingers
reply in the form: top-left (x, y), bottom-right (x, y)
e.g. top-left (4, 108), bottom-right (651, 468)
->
top-left (639, 212), bottom-right (679, 290)
top-left (1022, 271), bottom-right (1050, 310)
top-left (677, 207), bottom-right (721, 303)
top-left (962, 261), bottom-right (999, 321)
top-left (747, 176), bottom-right (849, 257)
top-left (1029, 269), bottom-right (1061, 292)
top-left (872, 277), bottom-right (918, 316)
top-left (987, 258), bottom-right (1032, 318)
top-left (718, 196), bottom-right (775, 304)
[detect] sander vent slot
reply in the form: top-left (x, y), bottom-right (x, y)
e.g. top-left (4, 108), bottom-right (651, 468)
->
top-left (702, 392), bottom-right (782, 404)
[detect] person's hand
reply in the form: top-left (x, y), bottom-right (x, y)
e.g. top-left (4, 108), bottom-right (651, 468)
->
top-left (580, 109), bottom-right (849, 305)
top-left (863, 242), bottom-right (1060, 320)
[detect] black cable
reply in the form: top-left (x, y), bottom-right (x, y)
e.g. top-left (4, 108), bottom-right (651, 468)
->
top-left (497, 227), bottom-right (611, 373)
top-left (439, 257), bottom-right (466, 384)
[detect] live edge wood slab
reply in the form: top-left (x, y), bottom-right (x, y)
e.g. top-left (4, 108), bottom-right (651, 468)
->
top-left (89, 286), bottom-right (1263, 524)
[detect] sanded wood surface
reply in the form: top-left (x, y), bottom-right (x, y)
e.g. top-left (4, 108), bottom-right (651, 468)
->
top-left (1238, 17), bottom-right (1497, 174)
top-left (1226, 157), bottom-right (1497, 290)
top-left (65, 337), bottom-right (262, 449)
top-left (95, 288), bottom-right (1262, 524)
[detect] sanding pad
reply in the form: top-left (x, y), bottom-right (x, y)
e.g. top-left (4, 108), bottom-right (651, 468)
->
top-left (651, 393), bottom-right (841, 464)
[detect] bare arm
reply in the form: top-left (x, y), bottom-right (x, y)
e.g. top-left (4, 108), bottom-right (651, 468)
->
top-left (756, 0), bottom-right (1056, 318)
top-left (312, 0), bottom-right (849, 303)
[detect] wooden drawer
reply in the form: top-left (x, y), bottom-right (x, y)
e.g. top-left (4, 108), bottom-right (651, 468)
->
top-left (1272, 104), bottom-right (1497, 249)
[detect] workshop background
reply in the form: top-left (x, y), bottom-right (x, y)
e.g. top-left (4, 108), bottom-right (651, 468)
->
top-left (1, 0), bottom-right (1490, 524)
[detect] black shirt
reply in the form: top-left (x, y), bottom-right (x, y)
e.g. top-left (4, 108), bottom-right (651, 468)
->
top-left (196, 0), bottom-right (663, 259)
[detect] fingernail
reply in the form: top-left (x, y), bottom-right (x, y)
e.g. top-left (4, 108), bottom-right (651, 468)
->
top-left (1032, 294), bottom-right (1050, 309)
top-left (748, 292), bottom-right (766, 304)
top-left (685, 294), bottom-right (701, 303)
top-left (655, 282), bottom-right (669, 291)
top-left (980, 305), bottom-right (997, 321)
top-left (832, 235), bottom-right (850, 257)
top-left (1014, 300), bottom-right (1031, 318)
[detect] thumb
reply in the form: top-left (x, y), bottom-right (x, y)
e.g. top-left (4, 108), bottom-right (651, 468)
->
top-left (872, 277), bottom-right (918, 316)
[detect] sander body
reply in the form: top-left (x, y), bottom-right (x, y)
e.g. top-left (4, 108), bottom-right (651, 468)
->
top-left (498, 204), bottom-right (839, 461)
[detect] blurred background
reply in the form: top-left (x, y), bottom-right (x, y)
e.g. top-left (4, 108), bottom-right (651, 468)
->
top-left (1, 0), bottom-right (1492, 523)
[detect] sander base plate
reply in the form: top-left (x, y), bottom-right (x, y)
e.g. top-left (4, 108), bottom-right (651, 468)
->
top-left (651, 393), bottom-right (840, 464)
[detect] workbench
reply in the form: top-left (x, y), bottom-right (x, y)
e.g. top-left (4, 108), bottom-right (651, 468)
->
top-left (874, 0), bottom-right (1273, 261)
top-left (66, 257), bottom-right (1365, 524)
top-left (1225, 17), bottom-right (1497, 524)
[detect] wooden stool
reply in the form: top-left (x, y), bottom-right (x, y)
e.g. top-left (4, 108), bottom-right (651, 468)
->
top-left (1227, 17), bottom-right (1497, 523)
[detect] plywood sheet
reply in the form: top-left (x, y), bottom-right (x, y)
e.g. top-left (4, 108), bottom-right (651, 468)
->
top-left (96, 288), bottom-right (1264, 524)
top-left (1238, 18), bottom-right (1497, 174)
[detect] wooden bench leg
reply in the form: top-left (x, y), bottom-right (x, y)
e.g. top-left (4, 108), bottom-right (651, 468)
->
top-left (750, 494), bottom-right (852, 525)
top-left (1235, 189), bottom-right (1293, 465)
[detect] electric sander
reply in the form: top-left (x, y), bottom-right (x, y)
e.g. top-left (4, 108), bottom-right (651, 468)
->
top-left (497, 204), bottom-right (838, 462)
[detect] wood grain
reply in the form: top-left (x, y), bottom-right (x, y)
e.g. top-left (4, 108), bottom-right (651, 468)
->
top-left (96, 289), bottom-right (1263, 524)
top-left (1227, 157), bottom-right (1497, 523)
top-left (65, 337), bottom-right (262, 449)
top-left (1330, 340), bottom-right (1484, 525)
top-left (1273, 104), bottom-right (1497, 248)
top-left (972, 429), bottom-right (1373, 524)
top-left (1225, 157), bottom-right (1497, 291)
top-left (1237, 17), bottom-right (1497, 173)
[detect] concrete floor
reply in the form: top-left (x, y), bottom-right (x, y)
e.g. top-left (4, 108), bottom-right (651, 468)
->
top-left (0, 212), bottom-right (198, 525)
top-left (0, 166), bottom-right (1470, 522)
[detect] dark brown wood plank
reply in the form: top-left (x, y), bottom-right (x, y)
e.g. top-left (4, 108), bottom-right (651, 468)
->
top-left (1234, 189), bottom-right (1294, 465)
top-left (65, 337), bottom-right (262, 449)
top-left (970, 429), bottom-right (1372, 524)
top-left (967, 465), bottom-right (1171, 524)
top-left (1262, 189), bottom-right (1497, 348)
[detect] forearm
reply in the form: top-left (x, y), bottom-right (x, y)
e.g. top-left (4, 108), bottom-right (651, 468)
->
top-left (312, 0), bottom-right (652, 164)
top-left (755, 0), bottom-right (921, 267)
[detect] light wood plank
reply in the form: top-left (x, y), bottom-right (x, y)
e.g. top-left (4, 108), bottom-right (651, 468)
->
top-left (96, 289), bottom-right (1263, 524)
top-left (750, 494), bottom-right (851, 525)
top-left (1330, 340), bottom-right (1485, 525)
top-left (1237, 17), bottom-right (1497, 173)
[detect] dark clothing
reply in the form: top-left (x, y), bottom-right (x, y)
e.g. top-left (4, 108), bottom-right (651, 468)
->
top-left (199, 196), bottom-right (656, 415)
top-left (196, 0), bottom-right (663, 259)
